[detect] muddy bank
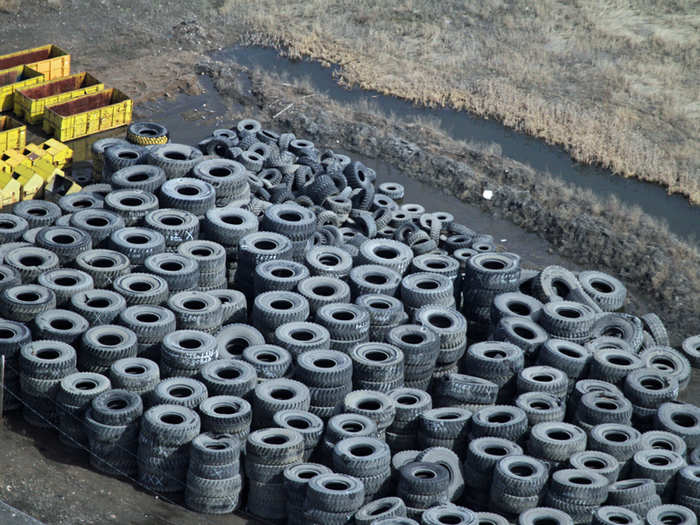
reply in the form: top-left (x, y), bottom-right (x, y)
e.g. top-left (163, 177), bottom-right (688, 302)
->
top-left (198, 58), bottom-right (700, 340)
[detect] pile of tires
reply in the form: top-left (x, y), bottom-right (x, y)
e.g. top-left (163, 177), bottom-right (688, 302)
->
top-left (0, 119), bottom-right (695, 525)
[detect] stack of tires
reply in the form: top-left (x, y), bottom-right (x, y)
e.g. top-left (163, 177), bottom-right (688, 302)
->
top-left (137, 404), bottom-right (200, 493)
top-left (245, 428), bottom-right (305, 522)
top-left (85, 389), bottom-right (142, 476)
top-left (184, 433), bottom-right (243, 514)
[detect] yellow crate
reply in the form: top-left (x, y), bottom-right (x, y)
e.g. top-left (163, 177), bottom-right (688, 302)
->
top-left (32, 158), bottom-right (64, 182)
top-left (0, 45), bottom-right (70, 81)
top-left (0, 149), bottom-right (30, 174)
top-left (38, 138), bottom-right (73, 169)
top-left (12, 164), bottom-right (45, 200)
top-left (22, 143), bottom-right (46, 163)
top-left (44, 173), bottom-right (81, 202)
top-left (0, 115), bottom-right (26, 155)
top-left (43, 88), bottom-right (132, 142)
top-left (0, 172), bottom-right (21, 207)
top-left (14, 72), bottom-right (104, 124)
top-left (0, 66), bottom-right (45, 111)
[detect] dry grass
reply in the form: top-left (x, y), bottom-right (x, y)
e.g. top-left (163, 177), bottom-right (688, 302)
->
top-left (222, 0), bottom-right (700, 203)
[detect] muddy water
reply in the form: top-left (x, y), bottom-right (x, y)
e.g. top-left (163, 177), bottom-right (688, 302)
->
top-left (211, 46), bottom-right (699, 242)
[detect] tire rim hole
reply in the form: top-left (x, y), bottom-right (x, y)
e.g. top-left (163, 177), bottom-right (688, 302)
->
top-left (169, 386), bottom-right (194, 398)
top-left (161, 216), bottom-right (184, 226)
top-left (54, 276), bottom-right (78, 287)
top-left (369, 300), bottom-right (390, 309)
top-left (221, 215), bottom-right (243, 225)
top-left (484, 446), bottom-right (508, 456)
top-left (135, 313), bottom-right (159, 323)
top-left (97, 334), bottom-right (123, 346)
top-left (75, 380), bottom-right (97, 390)
top-left (413, 469), bottom-right (436, 479)
top-left (254, 240), bottom-right (277, 251)
top-left (120, 197), bottom-right (144, 207)
top-left (427, 314), bottom-right (453, 329)
top-left (124, 366), bottom-right (146, 376)
top-left (213, 404), bottom-right (237, 415)
top-left (225, 338), bottom-right (248, 355)
top-left (209, 167), bottom-right (232, 177)
top-left (357, 400), bottom-right (381, 411)
top-left (487, 413), bottom-right (513, 423)
top-left (509, 464), bottom-right (534, 477)
top-left (160, 413), bottom-right (185, 424)
top-left (164, 152), bottom-right (187, 161)
top-left (401, 333), bottom-right (425, 345)
top-left (374, 247), bottom-right (398, 259)
top-left (270, 388), bottom-right (294, 400)
top-left (416, 280), bottom-right (439, 290)
top-left (86, 298), bottom-right (110, 308)
top-left (183, 299), bottom-right (207, 310)
top-left (291, 330), bottom-right (314, 342)
top-left (256, 352), bottom-right (279, 363)
top-left (312, 285), bottom-right (335, 297)
top-left (313, 358), bottom-right (336, 368)
top-left (179, 338), bottom-right (202, 350)
top-left (262, 435), bottom-right (289, 445)
top-left (36, 349), bottom-right (60, 360)
top-left (91, 257), bottom-right (115, 268)
top-left (191, 248), bottom-right (212, 257)
top-left (216, 367), bottom-right (240, 380)
top-left (482, 259), bottom-right (505, 270)
top-left (160, 261), bottom-right (184, 272)
top-left (349, 445), bottom-right (374, 457)
top-left (318, 254), bottom-right (340, 266)
top-left (129, 281), bottom-right (153, 292)
top-left (126, 235), bottom-right (149, 245)
top-left (570, 476), bottom-right (593, 485)
top-left (118, 151), bottom-right (139, 159)
top-left (271, 299), bottom-right (294, 310)
top-left (558, 308), bottom-right (581, 319)
top-left (287, 418), bottom-right (310, 430)
top-left (437, 515), bottom-right (461, 525)
top-left (0, 329), bottom-right (16, 339)
top-left (49, 319), bottom-right (74, 331)
top-left (271, 268), bottom-right (293, 278)
top-left (514, 326), bottom-right (536, 339)
top-left (127, 172), bottom-right (150, 182)
top-left (19, 256), bottom-right (45, 267)
top-left (396, 394), bottom-right (418, 406)
top-left (365, 274), bottom-right (387, 285)
top-left (279, 211), bottom-right (302, 222)
top-left (671, 413), bottom-right (696, 428)
top-left (332, 310), bottom-right (355, 321)
top-left (590, 280), bottom-right (614, 293)
top-left (17, 292), bottom-right (40, 302)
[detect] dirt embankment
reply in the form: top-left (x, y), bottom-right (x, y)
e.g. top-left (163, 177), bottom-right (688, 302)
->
top-left (197, 58), bottom-right (700, 340)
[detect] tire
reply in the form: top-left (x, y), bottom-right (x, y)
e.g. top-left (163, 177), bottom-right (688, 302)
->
top-left (110, 164), bottom-right (166, 193)
top-left (32, 308), bottom-right (90, 344)
top-left (202, 207), bottom-right (258, 247)
top-left (216, 323), bottom-right (265, 359)
top-left (199, 358), bottom-right (257, 399)
top-left (246, 427), bottom-right (304, 464)
top-left (127, 122), bottom-right (169, 145)
top-left (588, 423), bottom-right (643, 462)
top-left (517, 366), bottom-right (569, 400)
top-left (623, 368), bottom-right (679, 408)
top-left (112, 273), bottom-right (169, 306)
top-left (540, 301), bottom-right (596, 338)
top-left (491, 455), bottom-right (549, 497)
top-left (415, 447), bottom-right (464, 501)
top-left (536, 339), bottom-right (590, 382)
top-left (253, 378), bottom-right (311, 428)
top-left (160, 329), bottom-right (217, 373)
top-left (141, 403), bottom-right (200, 445)
top-left (109, 227), bottom-right (165, 265)
top-left (344, 390), bottom-right (396, 432)
top-left (146, 143), bottom-right (203, 179)
top-left (419, 408), bottom-right (472, 440)
top-left (470, 405), bottom-right (528, 442)
top-left (74, 249), bottom-right (130, 289)
top-left (91, 389), bottom-right (143, 425)
top-left (242, 344), bottom-right (292, 379)
top-left (12, 200), bottom-right (62, 228)
top-left (589, 348), bottom-right (643, 386)
top-left (34, 226), bottom-right (92, 264)
top-left (316, 303), bottom-right (370, 341)
top-left (109, 357), bottom-right (160, 395)
top-left (56, 371), bottom-right (111, 408)
top-left (177, 239), bottom-right (226, 274)
top-left (515, 392), bottom-right (566, 426)
top-left (494, 316), bottom-right (549, 358)
top-left (297, 276), bottom-right (352, 314)
top-left (325, 414), bottom-right (378, 446)
top-left (577, 271), bottom-right (627, 312)
top-left (519, 508), bottom-right (575, 525)
top-left (5, 246), bottom-right (60, 283)
top-left (531, 265), bottom-right (580, 302)
top-left (400, 272), bottom-right (454, 310)
top-left (57, 192), bottom-right (104, 214)
top-left (70, 289), bottom-right (126, 326)
top-left (0, 213), bottom-right (28, 243)
top-left (654, 403), bottom-right (700, 448)
top-left (273, 322), bottom-right (331, 360)
top-left (70, 210), bottom-right (126, 248)
top-left (681, 336), bottom-right (700, 369)
top-left (355, 497), bottom-right (406, 525)
top-left (191, 158), bottom-right (248, 200)
top-left (255, 259), bottom-right (310, 294)
top-left (0, 264), bottom-right (21, 293)
top-left (103, 144), bottom-right (148, 181)
top-left (167, 291), bottom-right (223, 333)
top-left (306, 473), bottom-right (365, 512)
top-left (144, 209), bottom-right (199, 248)
top-left (333, 436), bottom-right (391, 475)
top-left (386, 324), bottom-right (440, 367)
top-left (159, 178), bottom-right (215, 217)
top-left (118, 304), bottom-right (176, 347)
top-left (357, 239), bottom-right (413, 275)
top-left (261, 203), bottom-right (316, 242)
top-left (639, 347), bottom-right (691, 390)
top-left (37, 269), bottom-right (94, 307)
top-left (645, 505), bottom-right (697, 525)
top-left (349, 264), bottom-right (403, 298)
top-left (1, 284), bottom-right (57, 323)
top-left (144, 252), bottom-right (199, 292)
top-left (590, 314), bottom-right (644, 352)
top-left (629, 449), bottom-right (685, 484)
top-left (151, 377), bottom-right (208, 409)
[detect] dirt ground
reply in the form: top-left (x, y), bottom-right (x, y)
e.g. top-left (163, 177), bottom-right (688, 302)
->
top-left (0, 2), bottom-right (699, 524)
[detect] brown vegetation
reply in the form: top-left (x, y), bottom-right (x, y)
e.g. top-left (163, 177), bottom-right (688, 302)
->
top-left (223, 0), bottom-right (700, 204)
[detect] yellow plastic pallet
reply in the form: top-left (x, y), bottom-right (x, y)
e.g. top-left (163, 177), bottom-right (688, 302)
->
top-left (43, 88), bottom-right (132, 141)
top-left (14, 72), bottom-right (104, 124)
top-left (0, 116), bottom-right (26, 155)
top-left (12, 164), bottom-right (45, 200)
top-left (0, 149), bottom-right (30, 174)
top-left (0, 172), bottom-right (21, 207)
top-left (0, 45), bottom-right (70, 81)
